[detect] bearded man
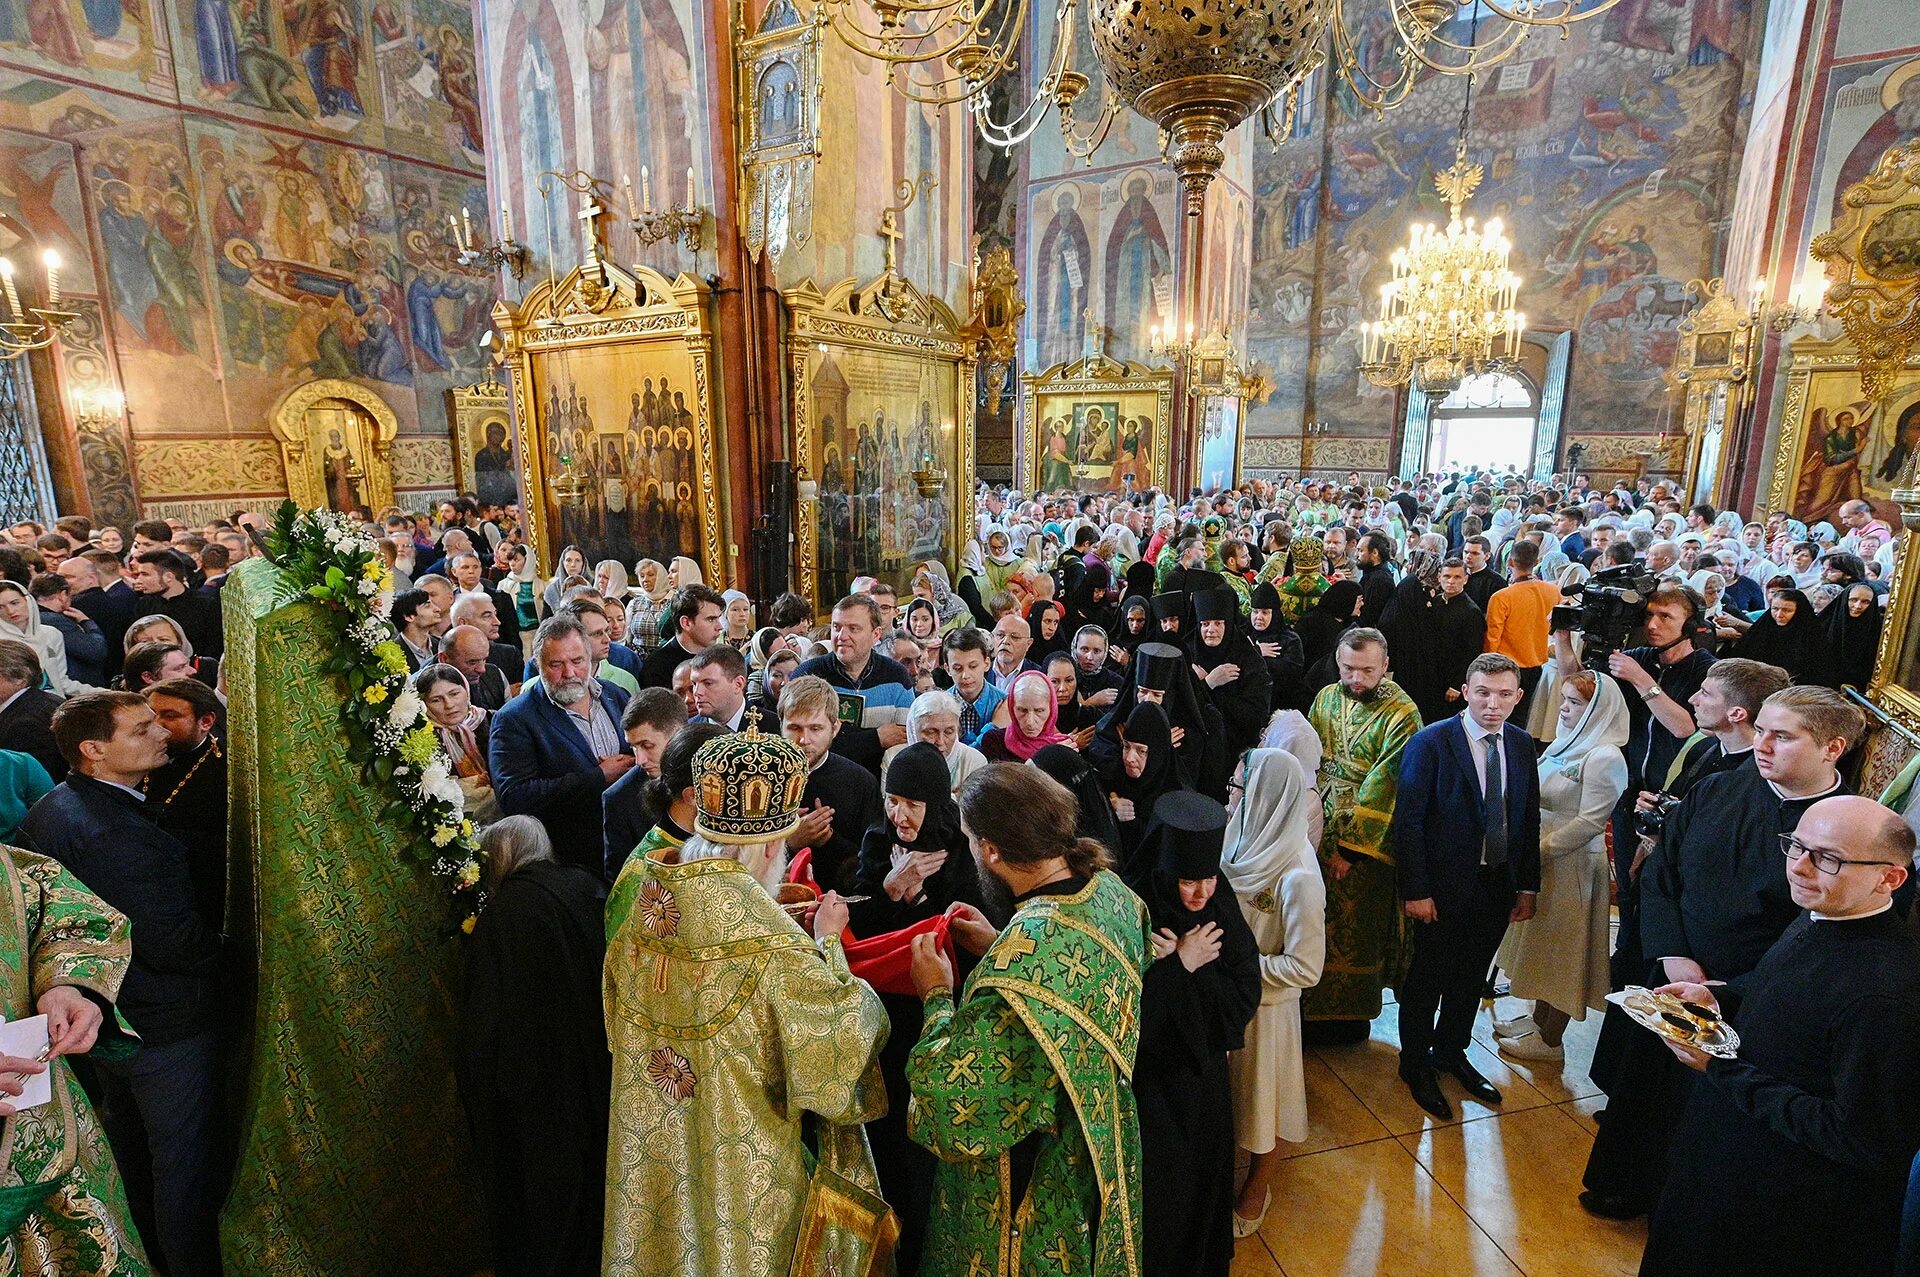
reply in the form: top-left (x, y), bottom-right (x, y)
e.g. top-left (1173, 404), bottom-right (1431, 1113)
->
top-left (602, 721), bottom-right (891, 1276)
top-left (1303, 627), bottom-right (1422, 1038)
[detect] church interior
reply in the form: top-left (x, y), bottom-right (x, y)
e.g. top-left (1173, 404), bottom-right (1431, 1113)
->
top-left (0, 0), bottom-right (1914, 1273)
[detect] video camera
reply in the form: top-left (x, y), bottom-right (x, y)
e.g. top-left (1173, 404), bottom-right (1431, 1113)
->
top-left (1549, 561), bottom-right (1660, 672)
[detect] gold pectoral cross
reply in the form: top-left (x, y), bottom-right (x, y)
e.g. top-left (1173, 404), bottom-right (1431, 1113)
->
top-left (992, 931), bottom-right (1037, 971)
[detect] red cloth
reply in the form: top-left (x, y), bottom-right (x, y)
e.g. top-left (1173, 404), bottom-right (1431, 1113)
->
top-left (785, 847), bottom-right (958, 995)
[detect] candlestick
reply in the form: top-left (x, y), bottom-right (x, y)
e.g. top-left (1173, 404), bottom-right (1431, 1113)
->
top-left (640, 166), bottom-right (652, 213)
top-left (0, 260), bottom-right (16, 321)
top-left (623, 175), bottom-right (640, 221)
top-left (42, 250), bottom-right (59, 310)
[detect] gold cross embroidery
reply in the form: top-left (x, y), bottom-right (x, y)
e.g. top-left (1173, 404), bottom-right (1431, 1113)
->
top-left (967, 1252), bottom-right (990, 1277)
top-left (992, 931), bottom-right (1038, 971)
top-left (951, 1097), bottom-right (980, 1127)
top-left (1000, 1096), bottom-right (1033, 1130)
top-left (1045, 1236), bottom-right (1076, 1272)
top-left (1057, 944), bottom-right (1091, 984)
top-left (946, 1050), bottom-right (981, 1085)
top-left (1102, 982), bottom-right (1122, 1018)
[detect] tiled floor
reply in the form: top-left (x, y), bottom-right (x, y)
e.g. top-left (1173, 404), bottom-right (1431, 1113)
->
top-left (1233, 994), bottom-right (1648, 1277)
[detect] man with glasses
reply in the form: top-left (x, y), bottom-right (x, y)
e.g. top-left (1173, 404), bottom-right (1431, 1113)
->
top-left (1580, 685), bottom-right (1863, 1221)
top-left (1639, 795), bottom-right (1920, 1276)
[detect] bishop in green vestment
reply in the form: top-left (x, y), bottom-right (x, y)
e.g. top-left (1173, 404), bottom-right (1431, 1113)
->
top-left (0, 846), bottom-right (150, 1276)
top-left (906, 764), bottom-right (1154, 1277)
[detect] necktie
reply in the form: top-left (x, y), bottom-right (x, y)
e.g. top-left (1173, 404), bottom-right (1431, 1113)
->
top-left (959, 695), bottom-right (980, 741)
top-left (1482, 733), bottom-right (1507, 867)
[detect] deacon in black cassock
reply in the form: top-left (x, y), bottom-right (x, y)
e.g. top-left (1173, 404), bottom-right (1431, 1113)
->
top-left (1189, 587), bottom-right (1271, 762)
top-left (1380, 554), bottom-right (1485, 727)
top-left (1641, 795), bottom-right (1920, 1277)
top-left (799, 748), bottom-right (884, 893)
top-left (1584, 725), bottom-right (1848, 1219)
top-left (1130, 791), bottom-right (1261, 1277)
top-left (1248, 582), bottom-right (1305, 713)
top-left (141, 677), bottom-right (228, 927)
top-left (456, 817), bottom-right (611, 1277)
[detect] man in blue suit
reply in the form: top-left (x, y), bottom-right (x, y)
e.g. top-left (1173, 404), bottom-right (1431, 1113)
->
top-left (490, 614), bottom-right (635, 875)
top-left (1393, 651), bottom-right (1541, 1119)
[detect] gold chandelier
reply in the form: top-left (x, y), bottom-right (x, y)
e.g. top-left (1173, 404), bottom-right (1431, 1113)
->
top-left (1360, 142), bottom-right (1524, 395)
top-left (814, 0), bottom-right (1620, 213)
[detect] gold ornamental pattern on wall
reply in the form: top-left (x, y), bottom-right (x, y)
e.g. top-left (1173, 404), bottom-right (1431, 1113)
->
top-left (1812, 139), bottom-right (1920, 403)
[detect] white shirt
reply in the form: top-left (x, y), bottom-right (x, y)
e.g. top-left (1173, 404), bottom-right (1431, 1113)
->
top-left (1460, 711), bottom-right (1505, 800)
top-left (1812, 898), bottom-right (1894, 922)
top-left (0, 686), bottom-right (25, 718)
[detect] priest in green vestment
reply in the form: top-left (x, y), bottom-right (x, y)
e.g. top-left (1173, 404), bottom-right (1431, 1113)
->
top-left (0, 846), bottom-right (150, 1276)
top-left (1302, 627), bottom-right (1422, 1028)
top-left (906, 763), bottom-right (1153, 1277)
top-left (603, 721), bottom-right (893, 1277)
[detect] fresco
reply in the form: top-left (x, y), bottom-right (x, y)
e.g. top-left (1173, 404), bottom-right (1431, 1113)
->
top-left (0, 0), bottom-right (171, 92)
top-left (1228, 8), bottom-right (1758, 472)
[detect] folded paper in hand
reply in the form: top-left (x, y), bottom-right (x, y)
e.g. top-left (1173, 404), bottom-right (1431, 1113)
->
top-left (0, 1015), bottom-right (52, 1112)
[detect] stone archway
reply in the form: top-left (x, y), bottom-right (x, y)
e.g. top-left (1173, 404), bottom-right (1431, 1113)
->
top-left (269, 379), bottom-right (401, 514)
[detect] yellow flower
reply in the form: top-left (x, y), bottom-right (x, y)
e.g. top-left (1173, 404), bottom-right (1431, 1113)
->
top-left (460, 914), bottom-right (476, 935)
top-left (363, 683), bottom-right (389, 705)
top-left (399, 724), bottom-right (438, 768)
top-left (459, 819), bottom-right (474, 838)
top-left (431, 824), bottom-right (457, 847)
top-left (458, 861), bottom-right (481, 888)
top-left (360, 557), bottom-right (385, 580)
top-left (373, 641), bottom-right (409, 676)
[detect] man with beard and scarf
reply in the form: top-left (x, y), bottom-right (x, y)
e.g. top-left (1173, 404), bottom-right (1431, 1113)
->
top-left (1249, 582), bottom-right (1307, 713)
top-left (602, 723), bottom-right (891, 1276)
top-left (1190, 586), bottom-right (1272, 762)
top-left (141, 676), bottom-right (227, 926)
top-left (1092, 642), bottom-right (1229, 800)
top-left (1382, 555), bottom-right (1486, 726)
top-left (906, 763), bottom-right (1152, 1277)
top-left (1303, 627), bottom-right (1422, 1041)
top-left (847, 742), bottom-right (990, 1272)
top-left (490, 616), bottom-right (636, 875)
top-left (1130, 790), bottom-right (1260, 1277)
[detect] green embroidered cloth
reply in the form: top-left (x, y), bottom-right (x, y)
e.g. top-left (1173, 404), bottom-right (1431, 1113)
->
top-left (219, 559), bottom-right (487, 1273)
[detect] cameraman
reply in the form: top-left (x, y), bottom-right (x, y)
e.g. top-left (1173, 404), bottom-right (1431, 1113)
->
top-left (1552, 582), bottom-right (1715, 950)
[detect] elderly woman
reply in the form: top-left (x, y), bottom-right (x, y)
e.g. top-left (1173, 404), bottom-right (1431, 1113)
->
top-left (592, 560), bottom-right (632, 602)
top-left (456, 815), bottom-right (610, 1277)
top-left (124, 613), bottom-right (219, 690)
top-left (628, 559), bottom-right (670, 654)
top-left (882, 689), bottom-right (987, 790)
top-left (415, 663), bottom-right (501, 825)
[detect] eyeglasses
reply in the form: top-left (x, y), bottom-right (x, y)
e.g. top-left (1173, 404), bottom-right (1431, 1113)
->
top-left (1778, 833), bottom-right (1903, 875)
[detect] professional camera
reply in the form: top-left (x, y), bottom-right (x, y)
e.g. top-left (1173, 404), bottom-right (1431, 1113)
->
top-left (1635, 791), bottom-right (1682, 840)
top-left (1549, 561), bottom-right (1660, 671)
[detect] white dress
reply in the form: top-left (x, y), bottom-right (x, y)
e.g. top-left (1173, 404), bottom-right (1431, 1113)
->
top-left (1496, 742), bottom-right (1626, 1017)
top-left (1227, 857), bottom-right (1326, 1150)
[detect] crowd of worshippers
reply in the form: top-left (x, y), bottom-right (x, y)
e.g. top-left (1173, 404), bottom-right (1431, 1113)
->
top-left (1, 473), bottom-right (1918, 1277)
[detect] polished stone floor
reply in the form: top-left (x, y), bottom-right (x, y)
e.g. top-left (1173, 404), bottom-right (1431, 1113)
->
top-left (1232, 992), bottom-right (1648, 1277)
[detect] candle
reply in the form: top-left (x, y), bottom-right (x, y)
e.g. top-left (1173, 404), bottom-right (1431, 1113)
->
top-left (0, 259), bottom-right (16, 320)
top-left (686, 166), bottom-right (695, 210)
top-left (623, 174), bottom-right (640, 220)
top-left (461, 206), bottom-right (473, 248)
top-left (448, 213), bottom-right (461, 247)
top-left (501, 202), bottom-right (513, 243)
top-left (42, 249), bottom-right (59, 309)
top-left (640, 166), bottom-right (652, 213)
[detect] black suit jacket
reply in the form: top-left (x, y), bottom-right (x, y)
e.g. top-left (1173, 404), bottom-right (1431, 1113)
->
top-left (72, 586), bottom-right (138, 678)
top-left (489, 681), bottom-right (634, 872)
top-left (0, 688), bottom-right (65, 781)
top-left (1393, 715), bottom-right (1541, 914)
top-left (602, 765), bottom-right (653, 882)
top-left (19, 776), bottom-right (223, 1045)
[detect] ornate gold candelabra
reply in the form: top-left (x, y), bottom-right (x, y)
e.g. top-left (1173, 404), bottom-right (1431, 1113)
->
top-left (622, 167), bottom-right (707, 254)
top-left (450, 206), bottom-right (529, 281)
top-left (0, 251), bottom-right (77, 361)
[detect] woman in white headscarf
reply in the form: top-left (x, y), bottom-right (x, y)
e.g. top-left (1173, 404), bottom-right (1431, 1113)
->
top-left (592, 560), bottom-right (632, 600)
top-left (1524, 563), bottom-right (1589, 742)
top-left (627, 559), bottom-right (671, 653)
top-left (1685, 568), bottom-right (1726, 621)
top-left (1221, 747), bottom-right (1327, 1237)
top-left (1495, 670), bottom-right (1628, 1063)
top-left (666, 556), bottom-right (703, 590)
top-left (0, 581), bottom-right (78, 696)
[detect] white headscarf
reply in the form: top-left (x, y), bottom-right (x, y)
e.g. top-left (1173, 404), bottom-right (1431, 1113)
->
top-left (1221, 748), bottom-right (1321, 898)
top-left (1685, 569), bottom-right (1725, 617)
top-left (668, 556), bottom-right (704, 589)
top-left (1541, 672), bottom-right (1630, 771)
top-left (0, 583), bottom-right (77, 696)
top-left (593, 560), bottom-right (631, 599)
top-left (633, 559), bottom-right (670, 603)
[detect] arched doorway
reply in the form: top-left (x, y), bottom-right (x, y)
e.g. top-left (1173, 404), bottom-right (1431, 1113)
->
top-left (269, 379), bottom-right (400, 514)
top-left (1426, 372), bottom-right (1539, 472)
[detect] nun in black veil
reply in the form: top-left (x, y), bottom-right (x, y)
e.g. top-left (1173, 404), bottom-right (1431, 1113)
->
top-left (1095, 701), bottom-right (1182, 868)
top-left (1089, 641), bottom-right (1229, 799)
top-left (1129, 790), bottom-right (1261, 1277)
top-left (1031, 741), bottom-right (1124, 853)
top-left (1111, 595), bottom-right (1154, 670)
top-left (1189, 586), bottom-right (1272, 762)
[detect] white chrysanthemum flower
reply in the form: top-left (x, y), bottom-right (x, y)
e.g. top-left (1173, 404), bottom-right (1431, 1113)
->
top-left (387, 686), bottom-right (423, 730)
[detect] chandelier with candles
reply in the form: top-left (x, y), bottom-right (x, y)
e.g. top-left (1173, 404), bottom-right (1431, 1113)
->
top-left (0, 250), bottom-right (74, 362)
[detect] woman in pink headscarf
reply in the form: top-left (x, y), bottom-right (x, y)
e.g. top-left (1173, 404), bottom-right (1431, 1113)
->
top-left (976, 668), bottom-right (1069, 761)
